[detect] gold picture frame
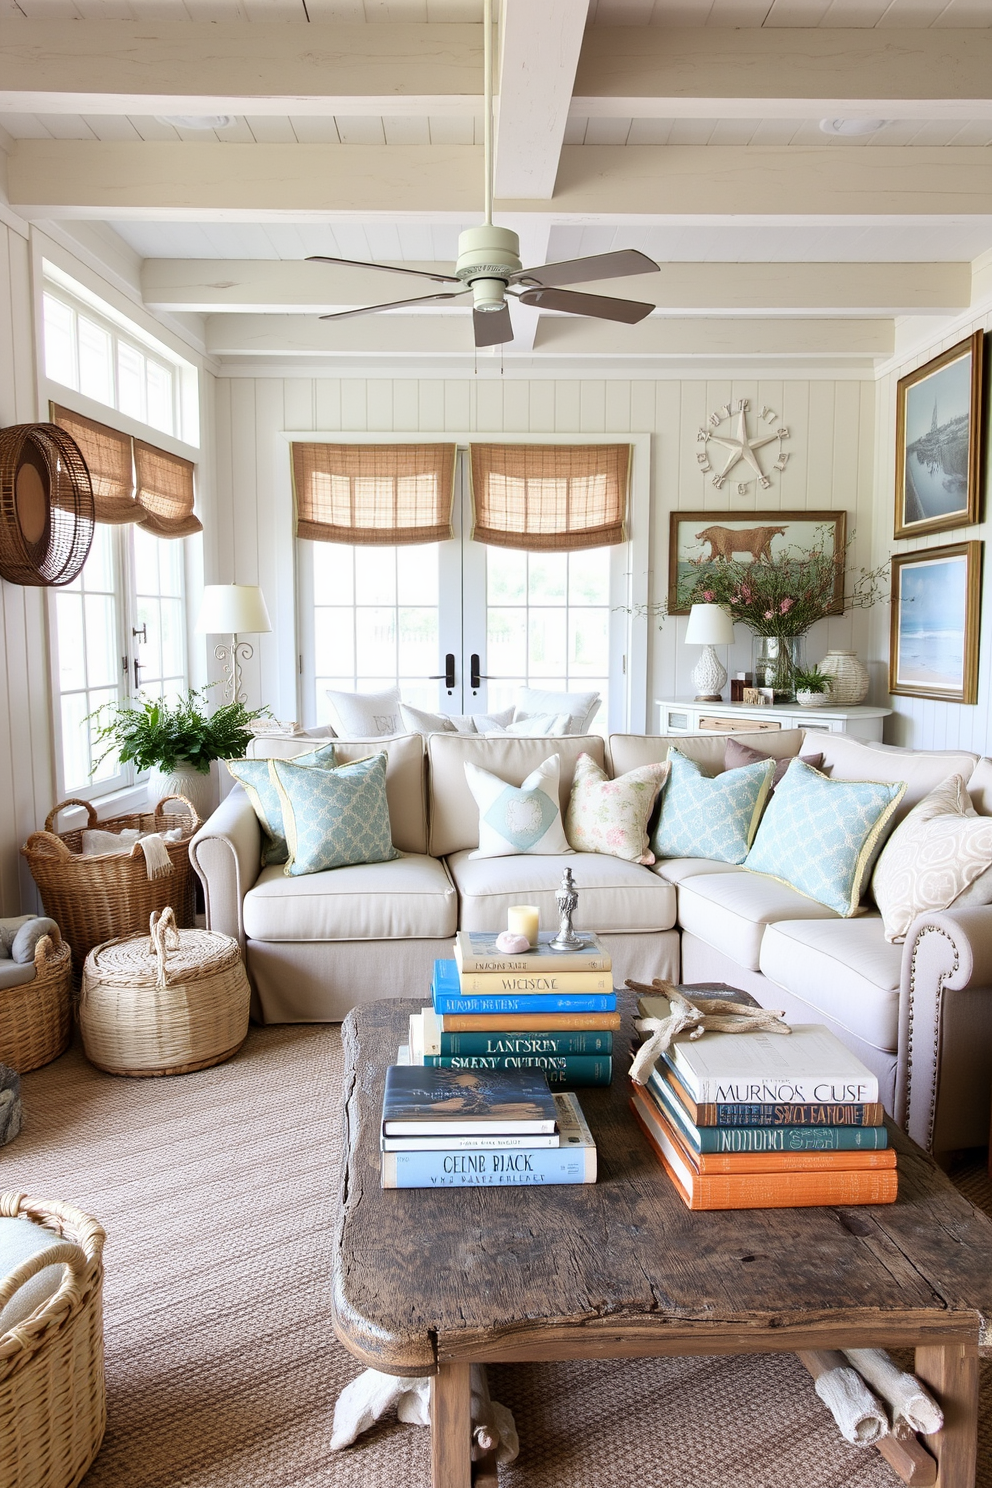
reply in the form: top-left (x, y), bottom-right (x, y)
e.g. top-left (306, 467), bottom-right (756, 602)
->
top-left (667, 510), bottom-right (847, 617)
top-left (894, 330), bottom-right (984, 540)
top-left (889, 541), bottom-right (983, 705)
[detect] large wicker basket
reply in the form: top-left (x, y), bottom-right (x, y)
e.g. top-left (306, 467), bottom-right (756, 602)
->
top-left (0, 929), bottom-right (72, 1073)
top-left (79, 907), bottom-right (250, 1077)
top-left (21, 797), bottom-right (200, 976)
top-left (0, 1191), bottom-right (106, 1488)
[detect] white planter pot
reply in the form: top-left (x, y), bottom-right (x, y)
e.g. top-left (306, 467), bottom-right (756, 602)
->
top-left (819, 650), bottom-right (870, 706)
top-left (147, 762), bottom-right (218, 826)
top-left (795, 690), bottom-right (831, 709)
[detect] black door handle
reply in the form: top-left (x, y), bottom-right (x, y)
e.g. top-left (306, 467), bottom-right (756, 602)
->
top-left (470, 653), bottom-right (496, 690)
top-left (429, 654), bottom-right (456, 690)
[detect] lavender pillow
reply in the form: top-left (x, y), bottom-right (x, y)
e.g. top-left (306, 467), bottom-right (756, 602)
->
top-left (724, 738), bottom-right (824, 790)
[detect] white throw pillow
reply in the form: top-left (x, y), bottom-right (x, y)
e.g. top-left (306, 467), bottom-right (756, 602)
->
top-left (513, 687), bottom-right (601, 736)
top-left (482, 713), bottom-right (571, 738)
top-left (464, 754), bottom-right (574, 859)
top-left (399, 703), bottom-right (478, 735)
top-left (871, 774), bottom-right (992, 942)
top-left (470, 707), bottom-right (515, 732)
top-left (325, 686), bottom-right (402, 738)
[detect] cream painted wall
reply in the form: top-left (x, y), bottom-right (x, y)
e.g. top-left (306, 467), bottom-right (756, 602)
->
top-left (210, 374), bottom-right (877, 729)
top-left (871, 311), bottom-right (992, 753)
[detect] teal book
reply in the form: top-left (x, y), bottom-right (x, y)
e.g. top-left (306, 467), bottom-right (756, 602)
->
top-left (437, 1030), bottom-right (613, 1057)
top-left (431, 958), bottom-right (616, 1015)
top-left (647, 1069), bottom-right (889, 1154)
top-left (423, 1054), bottom-right (613, 1087)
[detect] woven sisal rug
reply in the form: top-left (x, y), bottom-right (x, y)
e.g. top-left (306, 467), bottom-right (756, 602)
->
top-left (7, 1025), bottom-right (991, 1488)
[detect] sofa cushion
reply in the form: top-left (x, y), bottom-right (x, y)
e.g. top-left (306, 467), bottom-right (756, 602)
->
top-left (0, 1217), bottom-right (68, 1337)
top-left (651, 749), bottom-right (774, 865)
top-left (818, 734), bottom-right (979, 822)
top-left (270, 753), bottom-right (399, 876)
top-left (723, 736), bottom-right (824, 788)
top-left (428, 733), bottom-right (605, 857)
top-left (249, 732), bottom-right (427, 856)
top-left (227, 741), bottom-right (337, 866)
top-left (758, 918), bottom-right (902, 1054)
top-left (399, 702), bottom-right (478, 735)
top-left (325, 684), bottom-right (401, 738)
top-left (445, 849), bottom-right (676, 934)
top-left (871, 774), bottom-right (992, 941)
top-left (465, 753), bottom-right (573, 858)
top-left (565, 752), bottom-right (668, 864)
top-left (514, 686), bottom-right (600, 734)
top-left (676, 870), bottom-right (839, 972)
top-left (652, 857), bottom-right (744, 885)
top-left (966, 756), bottom-right (992, 816)
top-left (608, 729), bottom-right (806, 780)
top-left (243, 853), bottom-right (457, 941)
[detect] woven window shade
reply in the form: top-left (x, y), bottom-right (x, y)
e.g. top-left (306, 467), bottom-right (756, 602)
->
top-left (292, 443), bottom-right (456, 546)
top-left (134, 441), bottom-right (202, 537)
top-left (470, 443), bottom-right (630, 551)
top-left (51, 404), bottom-right (139, 524)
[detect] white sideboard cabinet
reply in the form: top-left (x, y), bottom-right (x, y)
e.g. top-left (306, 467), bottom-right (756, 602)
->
top-left (655, 697), bottom-right (891, 742)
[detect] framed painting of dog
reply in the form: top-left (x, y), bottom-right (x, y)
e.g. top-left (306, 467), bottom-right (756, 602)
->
top-left (667, 510), bottom-right (847, 616)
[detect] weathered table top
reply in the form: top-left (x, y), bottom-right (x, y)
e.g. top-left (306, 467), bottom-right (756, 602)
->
top-left (332, 998), bottom-right (992, 1377)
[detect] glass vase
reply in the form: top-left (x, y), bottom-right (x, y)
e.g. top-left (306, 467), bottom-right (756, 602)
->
top-left (750, 634), bottom-right (806, 703)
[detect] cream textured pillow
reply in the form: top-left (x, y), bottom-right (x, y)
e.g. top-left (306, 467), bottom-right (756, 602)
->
top-left (464, 754), bottom-right (573, 859)
top-left (325, 686), bottom-right (401, 738)
top-left (399, 703), bottom-right (477, 735)
top-left (565, 752), bottom-right (669, 865)
top-left (514, 687), bottom-right (600, 735)
top-left (483, 713), bottom-right (571, 737)
top-left (872, 774), bottom-right (992, 942)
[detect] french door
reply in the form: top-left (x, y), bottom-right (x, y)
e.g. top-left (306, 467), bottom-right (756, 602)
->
top-left (298, 451), bottom-right (641, 734)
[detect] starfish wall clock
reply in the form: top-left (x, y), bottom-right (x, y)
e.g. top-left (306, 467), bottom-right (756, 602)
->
top-left (696, 398), bottom-right (791, 495)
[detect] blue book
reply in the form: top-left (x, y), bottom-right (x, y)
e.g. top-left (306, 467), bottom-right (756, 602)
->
top-left (423, 1054), bottom-right (613, 1087)
top-left (432, 958), bottom-right (616, 1016)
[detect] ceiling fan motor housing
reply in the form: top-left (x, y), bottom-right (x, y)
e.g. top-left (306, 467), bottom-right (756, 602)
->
top-left (456, 225), bottom-right (521, 311)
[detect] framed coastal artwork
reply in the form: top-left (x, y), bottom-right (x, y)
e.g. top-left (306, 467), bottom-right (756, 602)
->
top-left (667, 510), bottom-right (847, 616)
top-left (889, 542), bottom-right (982, 705)
top-left (894, 330), bottom-right (984, 540)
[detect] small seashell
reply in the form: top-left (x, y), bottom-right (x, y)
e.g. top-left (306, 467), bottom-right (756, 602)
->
top-left (495, 931), bottom-right (530, 954)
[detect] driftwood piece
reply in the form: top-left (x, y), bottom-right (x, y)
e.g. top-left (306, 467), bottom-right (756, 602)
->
top-left (842, 1348), bottom-right (943, 1435)
top-left (626, 977), bottom-right (791, 1084)
top-left (797, 1350), bottom-right (938, 1484)
top-left (329, 1363), bottom-right (518, 1464)
top-left (797, 1349), bottom-right (888, 1445)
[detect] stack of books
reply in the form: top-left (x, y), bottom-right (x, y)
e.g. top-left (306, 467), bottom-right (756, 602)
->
top-left (380, 1064), bottom-right (597, 1188)
top-left (631, 991), bottom-right (898, 1211)
top-left (407, 930), bottom-right (617, 1089)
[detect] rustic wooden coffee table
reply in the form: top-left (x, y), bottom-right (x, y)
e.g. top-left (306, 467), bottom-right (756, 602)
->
top-left (333, 999), bottom-right (992, 1488)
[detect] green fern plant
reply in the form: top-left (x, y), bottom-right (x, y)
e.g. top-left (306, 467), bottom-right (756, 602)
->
top-left (89, 687), bottom-right (271, 775)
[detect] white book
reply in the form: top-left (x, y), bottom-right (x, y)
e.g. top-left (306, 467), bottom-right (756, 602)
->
top-left (669, 1024), bottom-right (879, 1106)
top-left (380, 1093), bottom-right (596, 1186)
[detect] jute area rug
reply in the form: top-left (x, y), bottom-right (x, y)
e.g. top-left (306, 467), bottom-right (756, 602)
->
top-left (7, 1024), bottom-right (991, 1488)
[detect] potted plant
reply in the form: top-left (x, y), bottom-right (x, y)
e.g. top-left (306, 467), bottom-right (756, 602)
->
top-left (792, 666), bottom-right (833, 709)
top-left (90, 687), bottom-right (271, 819)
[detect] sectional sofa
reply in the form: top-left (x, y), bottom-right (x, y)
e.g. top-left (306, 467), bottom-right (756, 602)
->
top-left (190, 728), bottom-right (992, 1158)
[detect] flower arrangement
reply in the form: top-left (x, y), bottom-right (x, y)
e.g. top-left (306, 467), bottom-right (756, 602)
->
top-left (677, 530), bottom-right (887, 638)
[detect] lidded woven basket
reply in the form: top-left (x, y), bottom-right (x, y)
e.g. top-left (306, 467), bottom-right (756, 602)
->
top-left (79, 908), bottom-right (250, 1077)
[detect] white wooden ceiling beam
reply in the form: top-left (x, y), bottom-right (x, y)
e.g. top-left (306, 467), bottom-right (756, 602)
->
top-left (10, 141), bottom-right (991, 219)
top-left (574, 27), bottom-right (992, 120)
top-left (141, 257), bottom-right (970, 315)
top-left (204, 311), bottom-right (894, 359)
top-left (493, 0), bottom-right (589, 201)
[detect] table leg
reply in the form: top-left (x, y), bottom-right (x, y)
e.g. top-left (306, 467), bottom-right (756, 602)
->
top-left (431, 1361), bottom-right (473, 1488)
top-left (914, 1344), bottom-right (979, 1488)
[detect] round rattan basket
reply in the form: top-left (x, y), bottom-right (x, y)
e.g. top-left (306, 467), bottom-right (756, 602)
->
top-left (0, 1191), bottom-right (106, 1488)
top-left (21, 797), bottom-right (200, 978)
top-left (0, 929), bottom-right (73, 1073)
top-left (79, 908), bottom-right (251, 1077)
top-left (0, 423), bottom-right (95, 587)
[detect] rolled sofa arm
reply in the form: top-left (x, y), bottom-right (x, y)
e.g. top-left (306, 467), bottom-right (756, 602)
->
top-left (896, 906), bottom-right (992, 1154)
top-left (189, 786), bottom-right (261, 947)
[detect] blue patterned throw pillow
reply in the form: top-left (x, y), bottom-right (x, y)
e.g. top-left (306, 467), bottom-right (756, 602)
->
top-left (464, 754), bottom-right (573, 859)
top-left (650, 748), bottom-right (774, 866)
top-left (228, 742), bottom-right (337, 866)
top-left (744, 759), bottom-right (906, 916)
top-left (268, 752), bottom-right (399, 876)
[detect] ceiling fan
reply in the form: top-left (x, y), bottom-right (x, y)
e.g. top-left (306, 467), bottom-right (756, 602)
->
top-left (306, 0), bottom-right (659, 349)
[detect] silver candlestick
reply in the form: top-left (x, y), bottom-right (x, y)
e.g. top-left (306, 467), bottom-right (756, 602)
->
top-left (550, 867), bottom-right (585, 951)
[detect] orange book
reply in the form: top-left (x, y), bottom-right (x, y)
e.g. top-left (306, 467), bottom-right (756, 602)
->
top-left (438, 1011), bottom-right (621, 1033)
top-left (630, 1095), bottom-right (898, 1212)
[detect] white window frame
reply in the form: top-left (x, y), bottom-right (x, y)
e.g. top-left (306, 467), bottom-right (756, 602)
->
top-left (291, 431), bottom-right (650, 733)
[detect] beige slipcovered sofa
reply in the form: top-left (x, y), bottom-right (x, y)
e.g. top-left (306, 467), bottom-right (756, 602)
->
top-left (190, 727), bottom-right (992, 1156)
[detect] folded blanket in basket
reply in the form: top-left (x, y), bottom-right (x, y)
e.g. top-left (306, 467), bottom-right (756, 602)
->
top-left (81, 827), bottom-right (183, 880)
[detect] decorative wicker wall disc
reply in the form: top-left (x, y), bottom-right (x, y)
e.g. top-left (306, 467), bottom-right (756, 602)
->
top-left (0, 422), bottom-right (95, 586)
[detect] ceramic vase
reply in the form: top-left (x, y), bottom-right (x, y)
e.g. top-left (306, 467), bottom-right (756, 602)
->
top-left (750, 634), bottom-right (806, 702)
top-left (147, 761), bottom-right (217, 825)
top-left (819, 650), bottom-right (869, 706)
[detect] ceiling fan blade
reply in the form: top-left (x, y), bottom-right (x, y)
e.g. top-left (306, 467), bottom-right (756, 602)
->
top-left (511, 249), bottom-right (659, 289)
top-left (515, 286), bottom-right (654, 324)
top-left (474, 303), bottom-right (514, 348)
top-left (320, 291), bottom-right (469, 322)
top-left (307, 255), bottom-right (462, 285)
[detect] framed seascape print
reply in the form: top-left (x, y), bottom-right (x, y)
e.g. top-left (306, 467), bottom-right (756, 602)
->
top-left (894, 330), bottom-right (984, 540)
top-left (667, 510), bottom-right (847, 616)
top-left (889, 541), bottom-right (982, 705)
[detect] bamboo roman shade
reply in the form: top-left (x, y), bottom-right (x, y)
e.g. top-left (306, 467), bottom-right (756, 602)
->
top-left (292, 443), bottom-right (456, 546)
top-left (470, 443), bottom-right (630, 551)
top-left (51, 405), bottom-right (200, 537)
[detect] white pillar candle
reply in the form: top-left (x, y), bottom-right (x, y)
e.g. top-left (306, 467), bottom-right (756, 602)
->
top-left (506, 905), bottom-right (539, 946)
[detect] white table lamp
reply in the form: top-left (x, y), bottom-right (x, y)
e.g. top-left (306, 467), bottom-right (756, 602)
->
top-left (684, 603), bottom-right (735, 702)
top-left (196, 584), bottom-right (272, 705)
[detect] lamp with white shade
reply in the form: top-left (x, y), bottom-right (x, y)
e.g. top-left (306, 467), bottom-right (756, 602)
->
top-left (684, 603), bottom-right (735, 702)
top-left (195, 584), bottom-right (272, 705)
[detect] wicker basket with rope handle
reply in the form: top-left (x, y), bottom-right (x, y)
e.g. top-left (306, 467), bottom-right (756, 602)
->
top-left (0, 928), bottom-right (73, 1073)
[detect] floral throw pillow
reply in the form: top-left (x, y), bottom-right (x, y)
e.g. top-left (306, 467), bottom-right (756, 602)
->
top-left (565, 753), bottom-right (669, 865)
